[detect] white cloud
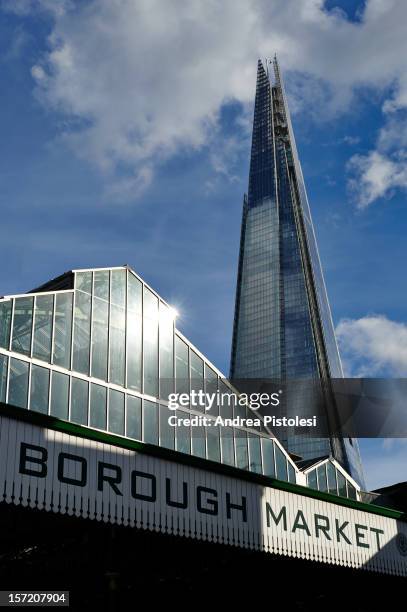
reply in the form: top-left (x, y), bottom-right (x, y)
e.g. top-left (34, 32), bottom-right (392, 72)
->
top-left (5, 0), bottom-right (407, 199)
top-left (347, 150), bottom-right (407, 208)
top-left (336, 315), bottom-right (407, 376)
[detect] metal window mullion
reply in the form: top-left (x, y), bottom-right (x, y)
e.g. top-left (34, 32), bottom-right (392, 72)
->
top-left (8, 299), bottom-right (15, 352)
top-left (50, 294), bottom-right (56, 365)
top-left (5, 352), bottom-right (11, 404)
top-left (70, 289), bottom-right (76, 372)
top-left (27, 361), bottom-right (32, 410)
top-left (47, 369), bottom-right (52, 416)
top-left (30, 296), bottom-right (36, 359)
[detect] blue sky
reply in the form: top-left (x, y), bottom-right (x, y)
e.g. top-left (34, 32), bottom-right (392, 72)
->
top-left (1, 0), bottom-right (407, 490)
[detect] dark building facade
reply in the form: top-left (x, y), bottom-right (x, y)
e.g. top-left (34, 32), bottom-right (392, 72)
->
top-left (230, 59), bottom-right (364, 485)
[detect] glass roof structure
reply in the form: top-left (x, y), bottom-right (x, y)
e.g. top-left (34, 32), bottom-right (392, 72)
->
top-left (0, 265), bottom-right (308, 488)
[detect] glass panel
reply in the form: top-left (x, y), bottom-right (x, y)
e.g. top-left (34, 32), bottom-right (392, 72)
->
top-left (288, 462), bottom-right (296, 484)
top-left (308, 469), bottom-right (318, 490)
top-left (221, 426), bottom-right (234, 466)
top-left (53, 293), bottom-right (73, 369)
top-left (143, 400), bottom-right (158, 444)
top-left (33, 294), bottom-right (54, 363)
top-left (248, 434), bottom-right (262, 473)
top-left (89, 383), bottom-right (107, 430)
top-left (262, 438), bottom-right (275, 477)
top-left (72, 290), bottom-right (91, 375)
top-left (0, 354), bottom-right (8, 402)
top-left (175, 335), bottom-right (189, 398)
top-left (206, 423), bottom-right (220, 462)
top-left (159, 403), bottom-right (174, 449)
top-left (192, 426), bottom-right (206, 458)
top-left (159, 302), bottom-right (174, 400)
top-left (0, 300), bottom-right (12, 349)
top-left (111, 269), bottom-right (126, 307)
top-left (190, 350), bottom-right (204, 412)
top-left (93, 270), bottom-right (109, 301)
top-left (143, 288), bottom-right (159, 397)
top-left (176, 409), bottom-right (190, 454)
top-left (75, 271), bottom-right (92, 294)
top-left (50, 371), bottom-right (69, 419)
top-left (109, 303), bottom-right (125, 386)
top-left (70, 377), bottom-right (88, 425)
top-left (127, 273), bottom-right (142, 392)
top-left (235, 431), bottom-right (249, 470)
top-left (337, 471), bottom-right (347, 497)
top-left (92, 296), bottom-right (108, 381)
top-left (205, 365), bottom-right (218, 416)
top-left (317, 464), bottom-right (328, 492)
top-left (219, 379), bottom-right (233, 419)
top-left (108, 389), bottom-right (124, 435)
top-left (11, 297), bottom-right (33, 356)
top-left (347, 482), bottom-right (357, 500)
top-left (8, 358), bottom-right (29, 408)
top-left (275, 444), bottom-right (288, 481)
top-left (30, 365), bottom-right (49, 414)
top-left (126, 395), bottom-right (142, 440)
top-left (327, 461), bottom-right (338, 495)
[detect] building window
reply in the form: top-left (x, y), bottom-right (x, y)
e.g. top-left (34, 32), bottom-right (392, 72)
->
top-left (262, 438), bottom-right (275, 477)
top-left (126, 395), bottom-right (142, 440)
top-left (206, 423), bottom-right (220, 462)
top-left (109, 269), bottom-right (126, 386)
top-left (235, 431), bottom-right (249, 470)
top-left (176, 409), bottom-right (191, 454)
top-left (50, 371), bottom-right (69, 420)
top-left (71, 377), bottom-right (88, 425)
top-left (92, 274), bottom-right (109, 381)
top-left (190, 350), bottom-right (204, 412)
top-left (108, 388), bottom-right (125, 435)
top-left (127, 273), bottom-right (142, 392)
top-left (175, 335), bottom-right (189, 398)
top-left (221, 426), bottom-right (235, 466)
top-left (53, 293), bottom-right (73, 369)
top-left (337, 471), bottom-right (347, 497)
top-left (0, 300), bottom-right (12, 349)
top-left (275, 444), bottom-right (288, 481)
top-left (72, 290), bottom-right (91, 375)
top-left (191, 425), bottom-right (206, 458)
top-left (0, 354), bottom-right (8, 402)
top-left (248, 434), bottom-right (262, 474)
top-left (89, 383), bottom-right (107, 430)
top-left (11, 297), bottom-right (33, 356)
top-left (159, 403), bottom-right (174, 450)
top-left (143, 400), bottom-right (158, 444)
top-left (143, 289), bottom-right (159, 397)
top-left (317, 464), bottom-right (328, 492)
top-left (327, 461), bottom-right (338, 495)
top-left (307, 469), bottom-right (318, 490)
top-left (30, 364), bottom-right (49, 414)
top-left (159, 302), bottom-right (174, 400)
top-left (347, 482), bottom-right (357, 500)
top-left (33, 294), bottom-right (54, 363)
top-left (8, 358), bottom-right (29, 409)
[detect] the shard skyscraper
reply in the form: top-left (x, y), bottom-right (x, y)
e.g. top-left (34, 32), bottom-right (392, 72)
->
top-left (230, 58), bottom-right (364, 486)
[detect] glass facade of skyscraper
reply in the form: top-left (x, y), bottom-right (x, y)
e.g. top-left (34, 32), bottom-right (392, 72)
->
top-left (230, 60), bottom-right (364, 486)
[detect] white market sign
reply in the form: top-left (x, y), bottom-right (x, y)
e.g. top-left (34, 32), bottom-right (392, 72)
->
top-left (0, 414), bottom-right (406, 576)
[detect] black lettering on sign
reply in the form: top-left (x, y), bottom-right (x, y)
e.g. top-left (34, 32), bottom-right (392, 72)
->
top-left (19, 443), bottom-right (47, 477)
top-left (58, 452), bottom-right (87, 487)
top-left (226, 492), bottom-right (247, 522)
top-left (131, 470), bottom-right (156, 502)
top-left (98, 462), bottom-right (123, 495)
top-left (197, 486), bottom-right (218, 515)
